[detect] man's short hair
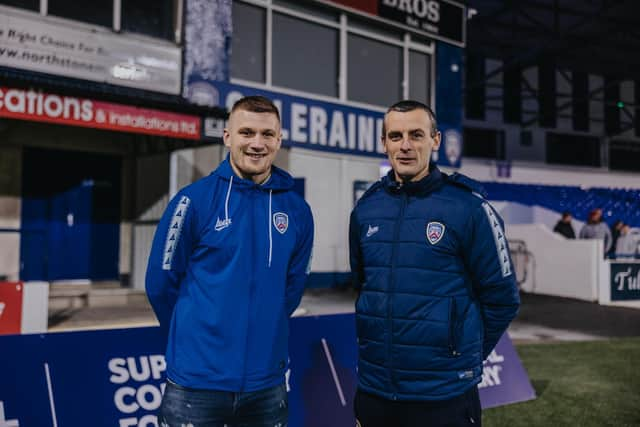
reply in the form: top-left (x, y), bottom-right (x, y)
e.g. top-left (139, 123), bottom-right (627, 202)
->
top-left (382, 100), bottom-right (438, 137)
top-left (230, 95), bottom-right (280, 122)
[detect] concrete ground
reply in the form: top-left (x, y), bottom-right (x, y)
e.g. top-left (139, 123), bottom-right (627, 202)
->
top-left (46, 289), bottom-right (640, 343)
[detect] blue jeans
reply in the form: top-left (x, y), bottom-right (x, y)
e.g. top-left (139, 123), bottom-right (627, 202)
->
top-left (159, 380), bottom-right (288, 427)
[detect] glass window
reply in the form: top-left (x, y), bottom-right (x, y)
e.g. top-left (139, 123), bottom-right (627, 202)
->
top-left (348, 15), bottom-right (403, 41)
top-left (231, 2), bottom-right (265, 83)
top-left (272, 12), bottom-right (338, 97)
top-left (273, 0), bottom-right (338, 22)
top-left (0, 0), bottom-right (39, 12)
top-left (409, 50), bottom-right (431, 104)
top-left (122, 0), bottom-right (174, 40)
top-left (48, 0), bottom-right (113, 27)
top-left (348, 33), bottom-right (402, 107)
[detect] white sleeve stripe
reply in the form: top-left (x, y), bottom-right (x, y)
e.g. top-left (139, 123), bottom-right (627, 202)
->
top-left (162, 196), bottom-right (191, 271)
top-left (481, 202), bottom-right (512, 278)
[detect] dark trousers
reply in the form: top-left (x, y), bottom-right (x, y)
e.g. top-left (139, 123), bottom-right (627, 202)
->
top-left (159, 380), bottom-right (288, 427)
top-left (354, 386), bottom-right (481, 427)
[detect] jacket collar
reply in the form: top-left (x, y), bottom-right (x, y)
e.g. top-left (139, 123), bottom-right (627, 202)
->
top-left (213, 154), bottom-right (294, 191)
top-left (383, 162), bottom-right (445, 196)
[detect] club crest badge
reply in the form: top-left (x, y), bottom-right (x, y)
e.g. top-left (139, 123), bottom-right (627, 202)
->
top-left (273, 212), bottom-right (289, 234)
top-left (426, 222), bottom-right (445, 245)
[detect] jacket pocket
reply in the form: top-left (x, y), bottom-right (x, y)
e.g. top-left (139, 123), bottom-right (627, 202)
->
top-left (448, 297), bottom-right (461, 357)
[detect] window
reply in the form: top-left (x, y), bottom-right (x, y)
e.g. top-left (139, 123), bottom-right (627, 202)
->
top-left (463, 127), bottom-right (505, 160)
top-left (610, 139), bottom-right (640, 172)
top-left (546, 132), bottom-right (600, 167)
top-left (230, 1), bottom-right (433, 108)
top-left (465, 53), bottom-right (485, 120)
top-left (503, 64), bottom-right (521, 124)
top-left (272, 12), bottom-right (338, 97)
top-left (348, 33), bottom-right (402, 106)
top-left (409, 50), bottom-right (431, 104)
top-left (231, 2), bottom-right (266, 83)
top-left (48, 0), bottom-right (113, 27)
top-left (122, 0), bottom-right (174, 40)
top-left (273, 0), bottom-right (338, 22)
top-left (0, 0), bottom-right (39, 12)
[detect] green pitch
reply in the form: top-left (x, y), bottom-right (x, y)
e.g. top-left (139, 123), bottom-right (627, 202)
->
top-left (484, 338), bottom-right (640, 427)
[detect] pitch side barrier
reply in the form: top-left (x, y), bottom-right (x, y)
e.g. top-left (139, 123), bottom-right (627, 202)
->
top-left (0, 314), bottom-right (534, 427)
top-left (506, 224), bottom-right (640, 308)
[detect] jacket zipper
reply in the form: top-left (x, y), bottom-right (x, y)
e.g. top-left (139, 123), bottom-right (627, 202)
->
top-left (448, 296), bottom-right (460, 357)
top-left (388, 192), bottom-right (408, 399)
top-left (241, 187), bottom-right (258, 391)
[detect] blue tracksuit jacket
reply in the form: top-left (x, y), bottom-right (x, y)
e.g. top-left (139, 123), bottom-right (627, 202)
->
top-left (349, 165), bottom-right (520, 401)
top-left (146, 157), bottom-right (314, 392)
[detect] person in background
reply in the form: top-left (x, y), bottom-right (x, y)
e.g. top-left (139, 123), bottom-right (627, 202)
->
top-left (609, 220), bottom-right (624, 258)
top-left (146, 95), bottom-right (314, 427)
top-left (553, 211), bottom-right (576, 239)
top-left (349, 100), bottom-right (520, 427)
top-left (579, 208), bottom-right (612, 255)
top-left (615, 224), bottom-right (640, 259)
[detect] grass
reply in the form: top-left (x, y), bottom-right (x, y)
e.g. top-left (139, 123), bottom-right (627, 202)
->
top-left (483, 338), bottom-right (640, 427)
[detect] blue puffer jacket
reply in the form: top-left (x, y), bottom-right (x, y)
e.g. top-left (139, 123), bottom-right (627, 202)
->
top-left (146, 156), bottom-right (314, 392)
top-left (349, 165), bottom-right (520, 401)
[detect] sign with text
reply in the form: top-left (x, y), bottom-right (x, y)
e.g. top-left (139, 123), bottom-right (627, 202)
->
top-left (209, 81), bottom-right (461, 167)
top-left (0, 86), bottom-right (201, 139)
top-left (0, 8), bottom-right (181, 94)
top-left (320, 0), bottom-right (466, 46)
top-left (478, 333), bottom-right (536, 409)
top-left (610, 262), bottom-right (640, 301)
top-left (0, 282), bottom-right (22, 335)
top-left (0, 315), bottom-right (532, 426)
top-left (212, 81), bottom-right (387, 158)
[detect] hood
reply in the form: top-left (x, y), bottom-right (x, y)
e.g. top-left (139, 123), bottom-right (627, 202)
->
top-left (213, 154), bottom-right (294, 192)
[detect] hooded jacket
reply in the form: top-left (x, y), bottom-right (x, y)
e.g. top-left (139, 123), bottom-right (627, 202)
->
top-left (349, 165), bottom-right (520, 401)
top-left (146, 156), bottom-right (314, 392)
top-left (579, 222), bottom-right (612, 253)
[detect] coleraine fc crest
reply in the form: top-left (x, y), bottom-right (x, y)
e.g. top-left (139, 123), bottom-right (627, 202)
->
top-left (273, 212), bottom-right (289, 234)
top-left (426, 221), bottom-right (445, 244)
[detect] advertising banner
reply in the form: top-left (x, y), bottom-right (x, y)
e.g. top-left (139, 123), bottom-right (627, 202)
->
top-left (0, 86), bottom-right (201, 140)
top-left (212, 81), bottom-right (386, 157)
top-left (610, 262), bottom-right (640, 301)
top-left (182, 0), bottom-right (232, 106)
top-left (0, 315), bottom-right (533, 426)
top-left (0, 282), bottom-right (22, 335)
top-left (209, 81), bottom-right (461, 167)
top-left (478, 333), bottom-right (537, 408)
top-left (0, 7), bottom-right (181, 94)
top-left (319, 0), bottom-right (466, 46)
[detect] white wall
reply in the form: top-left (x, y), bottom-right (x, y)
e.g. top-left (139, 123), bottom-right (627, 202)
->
top-left (288, 148), bottom-right (381, 273)
top-left (0, 195), bottom-right (20, 281)
top-left (506, 224), bottom-right (603, 301)
top-left (21, 281), bottom-right (49, 333)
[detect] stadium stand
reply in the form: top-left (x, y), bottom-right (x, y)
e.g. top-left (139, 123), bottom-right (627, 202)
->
top-left (482, 182), bottom-right (640, 228)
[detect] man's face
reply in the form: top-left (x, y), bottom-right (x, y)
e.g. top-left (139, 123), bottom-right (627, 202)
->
top-left (223, 109), bottom-right (282, 183)
top-left (594, 209), bottom-right (602, 222)
top-left (382, 109), bottom-right (441, 182)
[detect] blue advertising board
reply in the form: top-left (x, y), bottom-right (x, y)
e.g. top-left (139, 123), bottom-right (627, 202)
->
top-left (205, 81), bottom-right (462, 168)
top-left (610, 262), bottom-right (640, 301)
top-left (0, 314), bottom-right (533, 426)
